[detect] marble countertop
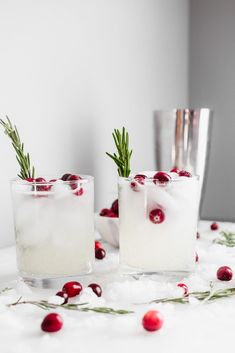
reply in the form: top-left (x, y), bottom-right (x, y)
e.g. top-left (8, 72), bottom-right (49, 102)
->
top-left (0, 220), bottom-right (235, 353)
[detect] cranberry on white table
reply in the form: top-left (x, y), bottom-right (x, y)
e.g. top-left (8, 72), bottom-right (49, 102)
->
top-left (0, 221), bottom-right (235, 353)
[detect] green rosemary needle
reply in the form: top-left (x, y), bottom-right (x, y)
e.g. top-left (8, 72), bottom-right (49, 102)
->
top-left (8, 299), bottom-right (134, 315)
top-left (149, 287), bottom-right (235, 304)
top-left (214, 231), bottom-right (235, 247)
top-left (0, 116), bottom-right (35, 179)
top-left (106, 127), bottom-right (132, 177)
top-left (0, 287), bottom-right (12, 295)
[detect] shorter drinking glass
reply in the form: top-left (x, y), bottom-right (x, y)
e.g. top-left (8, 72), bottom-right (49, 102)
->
top-left (11, 175), bottom-right (94, 287)
top-left (118, 172), bottom-right (199, 274)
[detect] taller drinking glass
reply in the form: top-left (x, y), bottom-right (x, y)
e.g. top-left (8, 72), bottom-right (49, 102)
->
top-left (119, 172), bottom-right (199, 273)
top-left (11, 176), bottom-right (94, 286)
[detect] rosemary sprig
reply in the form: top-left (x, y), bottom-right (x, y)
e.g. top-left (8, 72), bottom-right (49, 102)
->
top-left (0, 116), bottom-right (35, 179)
top-left (149, 287), bottom-right (235, 304)
top-left (106, 127), bottom-right (132, 177)
top-left (8, 299), bottom-right (134, 315)
top-left (214, 231), bottom-right (235, 247)
top-left (0, 287), bottom-right (12, 295)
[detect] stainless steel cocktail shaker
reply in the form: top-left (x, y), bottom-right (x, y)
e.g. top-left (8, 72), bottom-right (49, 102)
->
top-left (154, 108), bottom-right (213, 208)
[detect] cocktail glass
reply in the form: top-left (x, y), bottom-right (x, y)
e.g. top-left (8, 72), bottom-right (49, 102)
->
top-left (11, 175), bottom-right (94, 287)
top-left (119, 172), bottom-right (199, 274)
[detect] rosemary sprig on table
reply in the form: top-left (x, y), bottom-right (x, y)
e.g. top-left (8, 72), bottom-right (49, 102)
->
top-left (214, 231), bottom-right (235, 247)
top-left (106, 127), bottom-right (132, 177)
top-left (8, 298), bottom-right (133, 315)
top-left (0, 116), bottom-right (35, 179)
top-left (0, 287), bottom-right (12, 295)
top-left (149, 287), bottom-right (235, 304)
top-left (5, 286), bottom-right (235, 311)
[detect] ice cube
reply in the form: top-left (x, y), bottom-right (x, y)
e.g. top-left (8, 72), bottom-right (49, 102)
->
top-left (53, 180), bottom-right (72, 199)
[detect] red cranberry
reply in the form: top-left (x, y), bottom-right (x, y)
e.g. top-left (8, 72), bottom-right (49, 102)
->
top-left (56, 291), bottom-right (69, 304)
top-left (67, 174), bottom-right (82, 190)
top-left (107, 210), bottom-right (118, 218)
top-left (95, 241), bottom-right (102, 249)
top-left (153, 171), bottom-right (171, 185)
top-left (36, 177), bottom-right (46, 183)
top-left (61, 173), bottom-right (72, 181)
top-left (196, 232), bottom-right (200, 239)
top-left (134, 174), bottom-right (147, 179)
top-left (67, 174), bottom-right (82, 181)
top-left (111, 199), bottom-right (119, 215)
top-left (217, 266), bottom-right (233, 281)
top-left (35, 177), bottom-right (50, 191)
top-left (95, 248), bottom-right (106, 260)
top-left (74, 188), bottom-right (84, 196)
top-left (142, 310), bottom-right (164, 332)
top-left (177, 283), bottom-right (189, 296)
top-left (179, 170), bottom-right (192, 177)
top-left (62, 281), bottom-right (82, 298)
top-left (100, 208), bottom-right (110, 216)
top-left (195, 252), bottom-right (199, 262)
top-left (170, 167), bottom-right (180, 174)
top-left (149, 208), bottom-right (165, 224)
top-left (134, 174), bottom-right (147, 185)
top-left (130, 180), bottom-right (139, 191)
top-left (25, 177), bottom-right (35, 182)
top-left (41, 313), bottom-right (63, 333)
top-left (47, 179), bottom-right (57, 191)
top-left (211, 222), bottom-right (219, 231)
top-left (88, 283), bottom-right (102, 297)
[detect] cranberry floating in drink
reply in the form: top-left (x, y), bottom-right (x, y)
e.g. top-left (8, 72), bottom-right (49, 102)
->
top-left (118, 170), bottom-right (199, 272)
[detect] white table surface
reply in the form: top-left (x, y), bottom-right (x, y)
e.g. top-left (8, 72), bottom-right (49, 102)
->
top-left (1, 220), bottom-right (235, 353)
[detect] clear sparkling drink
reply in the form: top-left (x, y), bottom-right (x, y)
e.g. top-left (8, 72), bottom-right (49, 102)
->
top-left (119, 171), bottom-right (199, 273)
top-left (11, 176), bottom-right (94, 283)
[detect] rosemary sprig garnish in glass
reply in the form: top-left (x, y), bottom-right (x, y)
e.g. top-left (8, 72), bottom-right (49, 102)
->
top-left (149, 286), bottom-right (235, 304)
top-left (8, 298), bottom-right (134, 315)
top-left (0, 116), bottom-right (35, 179)
top-left (106, 127), bottom-right (132, 177)
top-left (214, 231), bottom-right (235, 247)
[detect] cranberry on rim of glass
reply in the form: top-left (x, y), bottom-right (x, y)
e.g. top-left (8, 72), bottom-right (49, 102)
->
top-left (153, 171), bottom-right (171, 184)
top-left (130, 174), bottom-right (147, 190)
top-left (25, 173), bottom-right (85, 196)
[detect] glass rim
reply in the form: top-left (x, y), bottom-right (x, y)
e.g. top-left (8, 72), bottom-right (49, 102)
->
top-left (10, 174), bottom-right (94, 186)
top-left (154, 108), bottom-right (212, 113)
top-left (119, 174), bottom-right (200, 182)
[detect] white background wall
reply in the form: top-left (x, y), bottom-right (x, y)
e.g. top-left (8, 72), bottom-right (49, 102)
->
top-left (189, 0), bottom-right (235, 221)
top-left (0, 0), bottom-right (189, 247)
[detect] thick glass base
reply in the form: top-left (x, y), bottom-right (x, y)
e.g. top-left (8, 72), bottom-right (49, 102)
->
top-left (20, 265), bottom-right (93, 288)
top-left (119, 264), bottom-right (194, 282)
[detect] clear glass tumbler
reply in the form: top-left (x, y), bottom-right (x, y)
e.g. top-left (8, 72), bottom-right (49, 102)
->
top-left (118, 173), bottom-right (199, 274)
top-left (11, 176), bottom-right (94, 286)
